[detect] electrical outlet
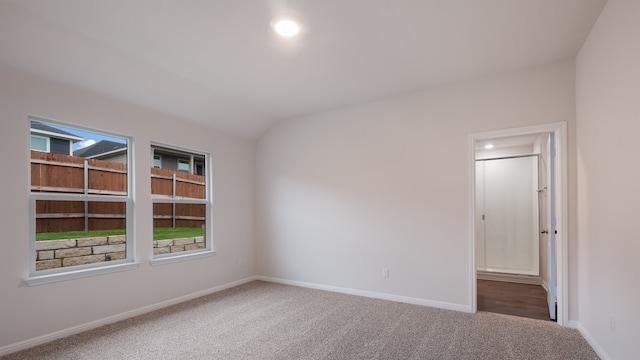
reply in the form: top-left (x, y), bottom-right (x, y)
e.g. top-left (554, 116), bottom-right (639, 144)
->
top-left (382, 268), bottom-right (389, 278)
top-left (609, 315), bottom-right (615, 333)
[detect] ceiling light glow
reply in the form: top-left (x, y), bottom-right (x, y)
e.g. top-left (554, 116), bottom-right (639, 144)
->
top-left (273, 19), bottom-right (300, 37)
top-left (484, 144), bottom-right (494, 149)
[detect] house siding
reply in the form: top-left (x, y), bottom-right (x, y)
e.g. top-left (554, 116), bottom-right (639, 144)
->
top-left (50, 138), bottom-right (70, 155)
top-left (100, 152), bottom-right (127, 164)
top-left (159, 154), bottom-right (178, 171)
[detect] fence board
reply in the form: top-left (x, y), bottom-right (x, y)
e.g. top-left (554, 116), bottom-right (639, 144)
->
top-left (31, 151), bottom-right (127, 194)
top-left (151, 168), bottom-right (205, 199)
top-left (32, 152), bottom-right (206, 233)
top-left (152, 203), bottom-right (205, 229)
top-left (36, 213), bottom-right (126, 219)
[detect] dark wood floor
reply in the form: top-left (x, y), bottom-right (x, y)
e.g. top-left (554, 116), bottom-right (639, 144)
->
top-left (477, 279), bottom-right (551, 321)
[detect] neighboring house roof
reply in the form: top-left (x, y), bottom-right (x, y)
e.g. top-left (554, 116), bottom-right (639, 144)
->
top-left (74, 140), bottom-right (126, 158)
top-left (30, 121), bottom-right (84, 142)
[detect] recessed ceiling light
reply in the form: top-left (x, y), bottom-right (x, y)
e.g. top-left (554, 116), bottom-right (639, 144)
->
top-left (273, 18), bottom-right (300, 37)
top-left (484, 144), bottom-right (494, 149)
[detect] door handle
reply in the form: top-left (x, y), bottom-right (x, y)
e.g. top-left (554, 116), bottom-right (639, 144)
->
top-left (541, 230), bottom-right (548, 234)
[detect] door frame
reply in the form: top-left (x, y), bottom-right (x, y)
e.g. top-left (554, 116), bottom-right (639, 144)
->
top-left (468, 121), bottom-right (568, 325)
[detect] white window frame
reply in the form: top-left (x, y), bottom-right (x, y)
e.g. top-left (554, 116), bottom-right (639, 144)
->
top-left (25, 117), bottom-right (138, 286)
top-left (150, 142), bottom-right (214, 266)
top-left (30, 134), bottom-right (50, 152)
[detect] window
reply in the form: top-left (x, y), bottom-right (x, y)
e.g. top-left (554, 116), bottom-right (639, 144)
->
top-left (195, 162), bottom-right (204, 176)
top-left (153, 154), bottom-right (161, 168)
top-left (151, 144), bottom-right (212, 263)
top-left (177, 158), bottom-right (190, 173)
top-left (28, 117), bottom-right (135, 284)
top-left (30, 135), bottom-right (49, 152)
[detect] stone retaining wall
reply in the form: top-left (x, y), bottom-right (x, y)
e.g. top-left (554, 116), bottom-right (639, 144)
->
top-left (35, 235), bottom-right (204, 271)
top-left (153, 236), bottom-right (205, 255)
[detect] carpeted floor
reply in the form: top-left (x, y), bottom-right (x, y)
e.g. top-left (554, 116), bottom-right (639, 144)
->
top-left (2, 281), bottom-right (598, 360)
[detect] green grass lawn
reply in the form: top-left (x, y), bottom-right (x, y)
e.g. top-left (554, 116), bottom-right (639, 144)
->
top-left (36, 228), bottom-right (204, 241)
top-left (153, 227), bottom-right (204, 240)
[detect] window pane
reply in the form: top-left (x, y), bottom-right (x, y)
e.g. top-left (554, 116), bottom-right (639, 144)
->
top-left (153, 155), bottom-right (161, 168)
top-left (30, 120), bottom-right (128, 196)
top-left (31, 136), bottom-right (47, 152)
top-left (153, 203), bottom-right (205, 255)
top-left (35, 200), bottom-right (127, 271)
top-left (177, 159), bottom-right (190, 173)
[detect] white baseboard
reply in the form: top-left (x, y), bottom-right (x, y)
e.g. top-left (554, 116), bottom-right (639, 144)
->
top-left (477, 271), bottom-right (542, 285)
top-left (256, 276), bottom-right (471, 313)
top-left (0, 276), bottom-right (259, 357)
top-left (567, 320), bottom-right (611, 360)
top-left (541, 279), bottom-right (550, 292)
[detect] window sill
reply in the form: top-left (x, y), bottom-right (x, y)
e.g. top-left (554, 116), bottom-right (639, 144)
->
top-left (150, 249), bottom-right (216, 267)
top-left (24, 262), bottom-right (140, 286)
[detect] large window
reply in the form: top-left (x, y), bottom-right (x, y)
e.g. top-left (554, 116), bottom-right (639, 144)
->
top-left (151, 143), bottom-right (212, 262)
top-left (28, 117), bottom-right (135, 284)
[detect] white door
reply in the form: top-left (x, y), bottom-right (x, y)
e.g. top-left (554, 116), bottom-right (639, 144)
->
top-left (478, 156), bottom-right (540, 276)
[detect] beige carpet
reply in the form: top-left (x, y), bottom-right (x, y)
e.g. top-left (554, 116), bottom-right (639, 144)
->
top-left (2, 281), bottom-right (598, 360)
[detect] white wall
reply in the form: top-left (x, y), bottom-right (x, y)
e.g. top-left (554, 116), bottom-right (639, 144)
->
top-left (256, 60), bottom-right (576, 310)
top-left (0, 65), bottom-right (255, 350)
top-left (576, 0), bottom-right (640, 358)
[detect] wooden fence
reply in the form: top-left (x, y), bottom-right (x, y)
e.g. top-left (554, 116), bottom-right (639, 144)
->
top-left (31, 151), bottom-right (127, 195)
top-left (151, 168), bottom-right (205, 199)
top-left (32, 151), bottom-right (206, 233)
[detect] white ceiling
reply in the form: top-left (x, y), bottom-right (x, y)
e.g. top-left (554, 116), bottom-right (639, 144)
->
top-left (0, 0), bottom-right (606, 139)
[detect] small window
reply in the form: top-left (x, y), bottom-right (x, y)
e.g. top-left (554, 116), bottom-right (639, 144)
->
top-left (31, 135), bottom-right (49, 152)
top-left (151, 144), bottom-right (211, 261)
top-left (153, 155), bottom-right (161, 168)
top-left (29, 118), bottom-right (134, 281)
top-left (195, 163), bottom-right (204, 176)
top-left (177, 159), bottom-right (190, 173)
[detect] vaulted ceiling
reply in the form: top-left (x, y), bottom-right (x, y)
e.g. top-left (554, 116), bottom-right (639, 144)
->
top-left (0, 0), bottom-right (606, 138)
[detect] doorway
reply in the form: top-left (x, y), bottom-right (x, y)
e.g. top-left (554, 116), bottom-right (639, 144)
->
top-left (469, 122), bottom-right (567, 324)
top-left (476, 154), bottom-right (540, 277)
top-left (477, 279), bottom-right (550, 321)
